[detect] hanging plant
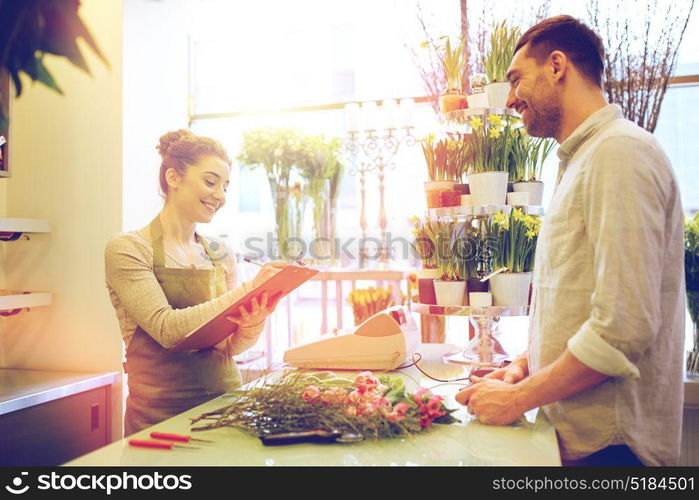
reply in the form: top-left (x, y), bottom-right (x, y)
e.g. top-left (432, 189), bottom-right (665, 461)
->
top-left (0, 0), bottom-right (109, 130)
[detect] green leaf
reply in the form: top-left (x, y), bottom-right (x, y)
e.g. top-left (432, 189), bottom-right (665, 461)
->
top-left (41, 5), bottom-right (90, 73)
top-left (33, 54), bottom-right (63, 93)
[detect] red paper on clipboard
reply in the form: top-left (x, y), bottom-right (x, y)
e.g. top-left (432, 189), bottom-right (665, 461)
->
top-left (170, 265), bottom-right (318, 352)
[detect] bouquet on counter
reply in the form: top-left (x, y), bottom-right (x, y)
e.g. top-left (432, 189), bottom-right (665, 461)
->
top-left (190, 371), bottom-right (458, 439)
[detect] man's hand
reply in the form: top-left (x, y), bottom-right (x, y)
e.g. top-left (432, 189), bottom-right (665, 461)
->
top-left (480, 356), bottom-right (529, 384)
top-left (455, 379), bottom-right (526, 425)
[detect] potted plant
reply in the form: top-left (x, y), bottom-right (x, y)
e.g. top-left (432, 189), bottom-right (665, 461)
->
top-left (411, 217), bottom-right (440, 305)
top-left (454, 221), bottom-right (487, 305)
top-left (0, 1), bottom-right (108, 131)
top-left (485, 209), bottom-right (541, 306)
top-left (431, 220), bottom-right (466, 306)
top-left (686, 213), bottom-right (699, 377)
top-left (437, 37), bottom-right (468, 114)
top-left (465, 114), bottom-right (513, 206)
top-left (421, 134), bottom-right (468, 208)
top-left (512, 131), bottom-right (556, 206)
top-left (483, 21), bottom-right (520, 109)
top-left (467, 73), bottom-right (490, 109)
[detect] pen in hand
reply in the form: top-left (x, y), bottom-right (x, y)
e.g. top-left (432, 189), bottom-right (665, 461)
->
top-left (243, 257), bottom-right (306, 267)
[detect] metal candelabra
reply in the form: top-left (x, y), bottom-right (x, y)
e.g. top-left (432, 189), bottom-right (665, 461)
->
top-left (344, 126), bottom-right (415, 267)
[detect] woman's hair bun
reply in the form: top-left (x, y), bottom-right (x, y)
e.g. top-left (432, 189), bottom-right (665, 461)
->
top-left (157, 129), bottom-right (194, 158)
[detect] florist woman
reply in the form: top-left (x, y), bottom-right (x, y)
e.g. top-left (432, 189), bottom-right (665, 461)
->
top-left (105, 130), bottom-right (284, 436)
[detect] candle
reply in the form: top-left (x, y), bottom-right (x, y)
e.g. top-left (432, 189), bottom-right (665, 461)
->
top-left (345, 102), bottom-right (360, 133)
top-left (362, 101), bottom-right (378, 131)
top-left (382, 99), bottom-right (398, 129)
top-left (400, 98), bottom-right (415, 128)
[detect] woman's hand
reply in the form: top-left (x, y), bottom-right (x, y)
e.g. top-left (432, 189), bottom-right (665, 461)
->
top-left (252, 261), bottom-right (287, 287)
top-left (226, 292), bottom-right (281, 328)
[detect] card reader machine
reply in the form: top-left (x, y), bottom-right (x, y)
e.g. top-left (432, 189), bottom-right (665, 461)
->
top-left (283, 306), bottom-right (420, 371)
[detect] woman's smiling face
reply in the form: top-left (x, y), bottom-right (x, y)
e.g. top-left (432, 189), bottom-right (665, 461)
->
top-left (166, 154), bottom-right (230, 223)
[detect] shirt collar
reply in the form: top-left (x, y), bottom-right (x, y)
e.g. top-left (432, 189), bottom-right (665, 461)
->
top-left (557, 104), bottom-right (623, 162)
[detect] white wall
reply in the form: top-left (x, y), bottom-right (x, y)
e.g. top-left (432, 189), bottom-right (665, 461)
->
top-left (2, 0), bottom-right (124, 438)
top-left (123, 0), bottom-right (191, 232)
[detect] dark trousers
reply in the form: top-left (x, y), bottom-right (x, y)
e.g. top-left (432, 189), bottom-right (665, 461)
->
top-left (563, 445), bottom-right (644, 466)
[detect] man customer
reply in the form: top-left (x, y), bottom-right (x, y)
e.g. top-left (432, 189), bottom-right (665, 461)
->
top-left (455, 15), bottom-right (685, 466)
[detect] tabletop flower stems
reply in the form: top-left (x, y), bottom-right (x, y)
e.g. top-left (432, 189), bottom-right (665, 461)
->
top-left (190, 371), bottom-right (457, 440)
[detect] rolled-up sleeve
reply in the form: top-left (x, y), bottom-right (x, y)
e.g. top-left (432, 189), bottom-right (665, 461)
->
top-left (566, 136), bottom-right (669, 379)
top-left (105, 235), bottom-right (257, 350)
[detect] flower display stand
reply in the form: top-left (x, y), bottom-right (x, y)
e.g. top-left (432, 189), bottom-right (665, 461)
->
top-left (410, 303), bottom-right (529, 368)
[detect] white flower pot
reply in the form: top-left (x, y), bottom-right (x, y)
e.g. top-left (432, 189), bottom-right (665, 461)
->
top-left (484, 82), bottom-right (511, 109)
top-left (489, 272), bottom-right (532, 306)
top-left (469, 292), bottom-right (493, 307)
top-left (513, 180), bottom-right (544, 206)
top-left (467, 171), bottom-right (508, 206)
top-left (434, 280), bottom-right (466, 306)
top-left (506, 191), bottom-right (529, 206)
top-left (467, 92), bottom-right (489, 109)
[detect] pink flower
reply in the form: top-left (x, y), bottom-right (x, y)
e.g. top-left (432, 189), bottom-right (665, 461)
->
top-left (301, 385), bottom-right (321, 404)
top-left (319, 387), bottom-right (348, 406)
top-left (344, 389), bottom-right (363, 405)
top-left (412, 388), bottom-right (429, 405)
top-left (375, 397), bottom-right (390, 409)
top-left (384, 402), bottom-right (411, 422)
top-left (386, 412), bottom-right (406, 422)
top-left (354, 371), bottom-right (378, 394)
top-left (394, 402), bottom-right (409, 415)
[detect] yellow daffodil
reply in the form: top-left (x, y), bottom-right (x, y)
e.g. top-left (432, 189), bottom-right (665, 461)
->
top-left (489, 127), bottom-right (502, 138)
top-left (469, 117), bottom-right (483, 131)
top-left (526, 230), bottom-right (536, 239)
top-left (522, 214), bottom-right (536, 229)
top-left (512, 208), bottom-right (524, 221)
top-left (493, 211), bottom-right (508, 226)
top-left (487, 114), bottom-right (504, 128)
top-left (410, 215), bottom-right (419, 224)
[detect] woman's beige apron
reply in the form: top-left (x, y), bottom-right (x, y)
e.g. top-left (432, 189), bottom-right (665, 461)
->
top-left (124, 217), bottom-right (241, 436)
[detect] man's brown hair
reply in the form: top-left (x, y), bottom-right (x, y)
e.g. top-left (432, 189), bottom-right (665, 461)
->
top-left (514, 15), bottom-right (605, 87)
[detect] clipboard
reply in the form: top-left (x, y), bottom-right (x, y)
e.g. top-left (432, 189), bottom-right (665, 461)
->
top-left (170, 265), bottom-right (319, 352)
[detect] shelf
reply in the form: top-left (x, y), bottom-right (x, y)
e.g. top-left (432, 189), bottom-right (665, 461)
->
top-left (410, 303), bottom-right (529, 317)
top-left (0, 292), bottom-right (52, 312)
top-left (425, 205), bottom-right (544, 218)
top-left (443, 107), bottom-right (520, 122)
top-left (0, 218), bottom-right (52, 241)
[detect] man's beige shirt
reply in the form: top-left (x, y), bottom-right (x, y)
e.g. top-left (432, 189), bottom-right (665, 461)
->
top-left (528, 104), bottom-right (685, 465)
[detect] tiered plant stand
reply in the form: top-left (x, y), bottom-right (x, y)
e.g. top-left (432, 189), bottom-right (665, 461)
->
top-left (411, 303), bottom-right (528, 367)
